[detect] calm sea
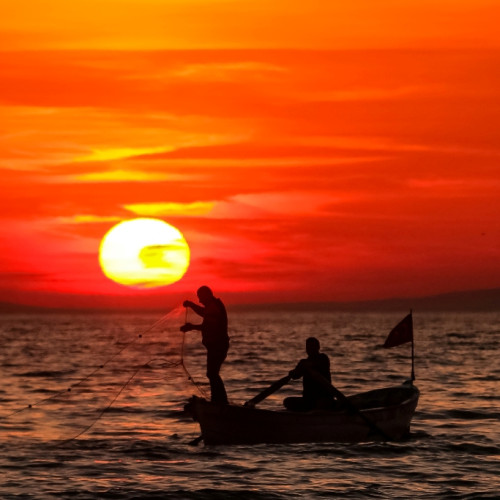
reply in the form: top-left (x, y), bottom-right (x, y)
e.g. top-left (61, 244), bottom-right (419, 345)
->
top-left (1, 308), bottom-right (499, 499)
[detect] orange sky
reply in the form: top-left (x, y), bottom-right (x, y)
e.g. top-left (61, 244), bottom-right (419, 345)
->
top-left (1, 1), bottom-right (499, 308)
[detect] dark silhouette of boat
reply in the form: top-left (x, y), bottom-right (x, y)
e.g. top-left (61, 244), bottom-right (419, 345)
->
top-left (185, 382), bottom-right (419, 445)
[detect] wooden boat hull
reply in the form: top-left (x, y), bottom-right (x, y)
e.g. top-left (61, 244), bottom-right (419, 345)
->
top-left (185, 384), bottom-right (419, 445)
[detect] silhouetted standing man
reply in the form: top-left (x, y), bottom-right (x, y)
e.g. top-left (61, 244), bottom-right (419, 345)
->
top-left (181, 286), bottom-right (229, 404)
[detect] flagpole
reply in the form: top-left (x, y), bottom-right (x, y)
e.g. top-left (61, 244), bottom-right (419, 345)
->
top-left (410, 309), bottom-right (415, 382)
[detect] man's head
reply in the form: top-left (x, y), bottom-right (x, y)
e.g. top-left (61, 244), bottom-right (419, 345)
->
top-left (306, 337), bottom-right (320, 356)
top-left (197, 285), bottom-right (214, 305)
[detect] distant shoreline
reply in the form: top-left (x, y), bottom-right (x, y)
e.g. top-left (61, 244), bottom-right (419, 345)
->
top-left (1, 288), bottom-right (498, 314)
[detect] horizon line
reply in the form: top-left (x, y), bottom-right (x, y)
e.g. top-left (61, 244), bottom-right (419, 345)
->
top-left (1, 287), bottom-right (499, 314)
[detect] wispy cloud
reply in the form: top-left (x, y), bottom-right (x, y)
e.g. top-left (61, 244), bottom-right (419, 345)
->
top-left (54, 215), bottom-right (122, 224)
top-left (63, 170), bottom-right (174, 183)
top-left (408, 177), bottom-right (500, 194)
top-left (297, 135), bottom-right (431, 152)
top-left (125, 201), bottom-right (215, 217)
top-left (124, 191), bottom-right (340, 221)
top-left (222, 191), bottom-right (337, 217)
top-left (127, 155), bottom-right (386, 169)
top-left (171, 61), bottom-right (287, 81)
top-left (304, 85), bottom-right (440, 102)
top-left (74, 146), bottom-right (175, 163)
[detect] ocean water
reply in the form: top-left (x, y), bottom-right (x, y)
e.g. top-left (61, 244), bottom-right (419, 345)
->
top-left (0, 307), bottom-right (499, 499)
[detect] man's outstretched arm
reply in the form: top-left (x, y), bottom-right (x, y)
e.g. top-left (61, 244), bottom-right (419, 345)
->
top-left (183, 300), bottom-right (205, 317)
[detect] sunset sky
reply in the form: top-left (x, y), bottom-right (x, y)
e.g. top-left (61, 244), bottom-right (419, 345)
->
top-left (1, 1), bottom-right (499, 309)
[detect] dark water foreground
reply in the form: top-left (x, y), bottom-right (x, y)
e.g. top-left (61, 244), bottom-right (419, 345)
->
top-left (1, 310), bottom-right (499, 499)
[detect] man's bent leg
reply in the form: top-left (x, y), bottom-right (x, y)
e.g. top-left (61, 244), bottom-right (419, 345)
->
top-left (283, 397), bottom-right (312, 412)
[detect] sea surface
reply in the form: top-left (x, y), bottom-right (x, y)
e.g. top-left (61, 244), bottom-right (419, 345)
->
top-left (0, 307), bottom-right (499, 499)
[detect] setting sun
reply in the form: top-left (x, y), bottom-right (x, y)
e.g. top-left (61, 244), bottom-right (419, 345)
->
top-left (98, 218), bottom-right (190, 289)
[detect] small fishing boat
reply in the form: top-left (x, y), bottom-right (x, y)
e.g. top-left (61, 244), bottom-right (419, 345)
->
top-left (185, 382), bottom-right (419, 445)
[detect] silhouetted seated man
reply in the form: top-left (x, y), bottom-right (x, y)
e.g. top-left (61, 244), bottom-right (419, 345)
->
top-left (181, 286), bottom-right (229, 404)
top-left (283, 337), bottom-right (335, 411)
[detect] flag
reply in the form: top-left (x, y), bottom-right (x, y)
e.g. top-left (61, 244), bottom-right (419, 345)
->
top-left (383, 313), bottom-right (413, 348)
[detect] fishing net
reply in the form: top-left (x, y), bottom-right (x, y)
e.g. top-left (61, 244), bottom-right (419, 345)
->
top-left (0, 305), bottom-right (206, 443)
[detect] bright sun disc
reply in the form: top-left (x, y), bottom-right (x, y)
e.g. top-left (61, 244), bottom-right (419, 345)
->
top-left (99, 218), bottom-right (190, 288)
